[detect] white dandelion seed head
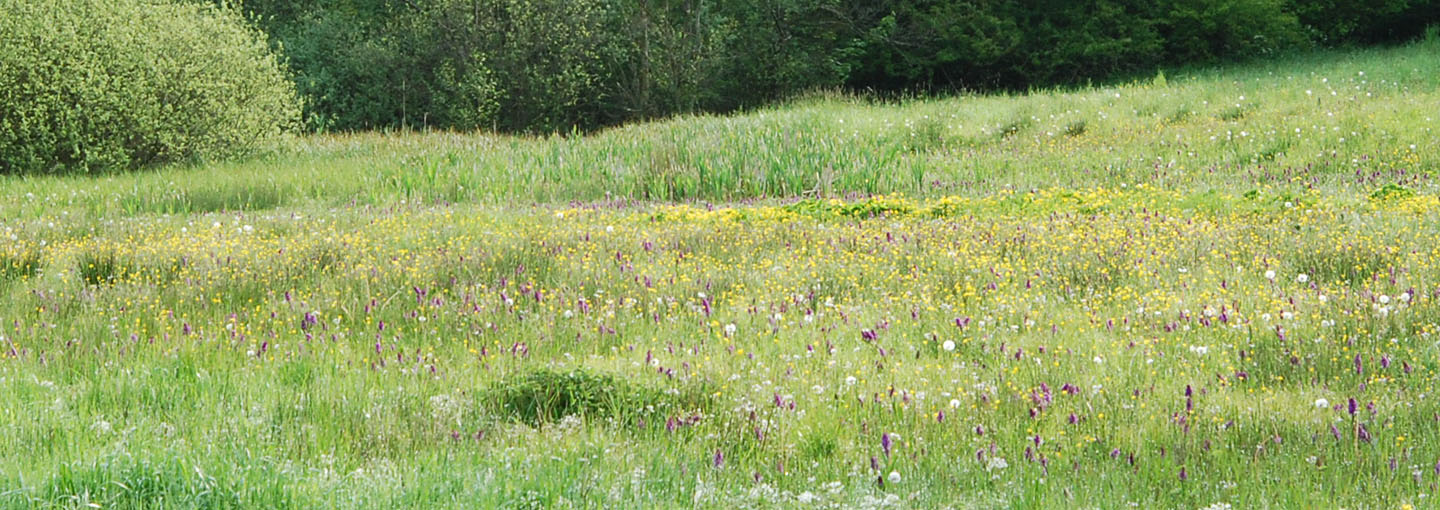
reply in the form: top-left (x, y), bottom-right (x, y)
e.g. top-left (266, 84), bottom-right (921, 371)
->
top-left (986, 457), bottom-right (1009, 471)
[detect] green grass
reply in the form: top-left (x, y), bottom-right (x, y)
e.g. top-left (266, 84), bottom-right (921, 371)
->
top-left (0, 39), bottom-right (1439, 509)
top-left (0, 38), bottom-right (1437, 219)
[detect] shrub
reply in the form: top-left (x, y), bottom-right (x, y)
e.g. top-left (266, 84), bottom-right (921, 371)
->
top-left (0, 0), bottom-right (299, 174)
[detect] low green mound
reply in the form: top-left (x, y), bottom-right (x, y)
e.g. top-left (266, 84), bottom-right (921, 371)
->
top-left (486, 368), bottom-right (712, 427)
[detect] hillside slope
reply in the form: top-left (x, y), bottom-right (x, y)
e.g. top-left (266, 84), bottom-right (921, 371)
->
top-left (0, 38), bottom-right (1436, 218)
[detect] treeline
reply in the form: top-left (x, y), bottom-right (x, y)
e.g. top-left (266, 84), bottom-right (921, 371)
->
top-left (235, 0), bottom-right (1438, 133)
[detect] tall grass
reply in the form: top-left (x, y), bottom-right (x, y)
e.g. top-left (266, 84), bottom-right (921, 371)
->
top-left (1, 39), bottom-right (1437, 219)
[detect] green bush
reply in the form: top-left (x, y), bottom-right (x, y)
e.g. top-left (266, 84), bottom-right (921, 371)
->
top-left (0, 0), bottom-right (299, 174)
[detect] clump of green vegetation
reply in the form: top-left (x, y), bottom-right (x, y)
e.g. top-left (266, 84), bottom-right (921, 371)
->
top-left (484, 369), bottom-right (710, 427)
top-left (1216, 104), bottom-right (1249, 122)
top-left (1370, 183), bottom-right (1415, 201)
top-left (0, 250), bottom-right (40, 283)
top-left (905, 116), bottom-right (947, 152)
top-left (0, 0), bottom-right (298, 174)
top-left (1291, 244), bottom-right (1394, 287)
top-left (786, 197), bottom-right (915, 219)
top-left (996, 115), bottom-right (1032, 139)
top-left (78, 251), bottom-right (130, 287)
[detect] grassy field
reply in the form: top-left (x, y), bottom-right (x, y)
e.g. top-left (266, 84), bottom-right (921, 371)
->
top-left (0, 38), bottom-right (1438, 509)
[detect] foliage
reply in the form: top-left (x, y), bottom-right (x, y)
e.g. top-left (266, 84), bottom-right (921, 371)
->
top-left (485, 369), bottom-right (711, 426)
top-left (0, 0), bottom-right (299, 174)
top-left (1285, 0), bottom-right (1429, 44)
top-left (223, 0), bottom-right (1434, 134)
top-left (1161, 0), bottom-right (1309, 63)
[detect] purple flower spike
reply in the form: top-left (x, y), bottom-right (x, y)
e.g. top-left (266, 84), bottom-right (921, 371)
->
top-left (881, 433), bottom-right (893, 457)
top-left (713, 449), bottom-right (724, 469)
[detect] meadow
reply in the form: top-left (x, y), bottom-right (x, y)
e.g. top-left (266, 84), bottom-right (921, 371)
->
top-left (0, 38), bottom-right (1438, 509)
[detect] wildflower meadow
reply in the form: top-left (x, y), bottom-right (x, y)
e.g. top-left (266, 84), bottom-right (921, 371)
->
top-left (1, 35), bottom-right (1438, 509)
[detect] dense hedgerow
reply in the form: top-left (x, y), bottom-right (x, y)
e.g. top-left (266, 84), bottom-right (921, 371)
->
top-left (0, 0), bottom-right (299, 174)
